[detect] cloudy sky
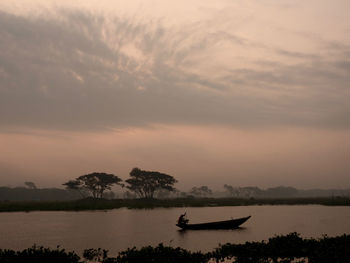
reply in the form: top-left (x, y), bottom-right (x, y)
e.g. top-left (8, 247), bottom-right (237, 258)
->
top-left (0, 0), bottom-right (350, 190)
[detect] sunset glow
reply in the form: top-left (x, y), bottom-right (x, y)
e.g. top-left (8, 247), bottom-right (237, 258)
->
top-left (1, 0), bottom-right (350, 190)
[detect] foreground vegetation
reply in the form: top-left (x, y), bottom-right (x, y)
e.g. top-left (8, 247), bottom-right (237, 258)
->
top-left (1, 233), bottom-right (349, 262)
top-left (0, 196), bottom-right (350, 212)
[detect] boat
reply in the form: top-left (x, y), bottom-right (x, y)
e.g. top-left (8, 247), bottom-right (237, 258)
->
top-left (176, 215), bottom-right (251, 230)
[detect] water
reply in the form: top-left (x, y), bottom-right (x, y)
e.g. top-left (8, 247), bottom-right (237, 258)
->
top-left (0, 205), bottom-right (349, 255)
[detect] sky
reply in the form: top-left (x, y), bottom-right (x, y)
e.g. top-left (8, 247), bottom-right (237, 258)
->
top-left (0, 0), bottom-right (350, 190)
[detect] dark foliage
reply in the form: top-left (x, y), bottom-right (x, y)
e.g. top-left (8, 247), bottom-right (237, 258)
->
top-left (105, 244), bottom-right (208, 263)
top-left (83, 248), bottom-right (108, 262)
top-left (0, 245), bottom-right (80, 263)
top-left (1, 234), bottom-right (350, 262)
top-left (210, 232), bottom-right (350, 263)
top-left (125, 168), bottom-right (177, 198)
top-left (63, 172), bottom-right (122, 198)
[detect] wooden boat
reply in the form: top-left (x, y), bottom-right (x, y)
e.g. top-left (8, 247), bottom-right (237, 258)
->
top-left (176, 215), bottom-right (251, 230)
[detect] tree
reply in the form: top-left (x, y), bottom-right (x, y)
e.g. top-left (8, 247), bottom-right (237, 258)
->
top-left (24, 181), bottom-right (37, 189)
top-left (224, 184), bottom-right (239, 197)
top-left (190, 186), bottom-right (213, 197)
top-left (125, 168), bottom-right (177, 199)
top-left (63, 172), bottom-right (122, 198)
top-left (223, 185), bottom-right (262, 198)
top-left (63, 180), bottom-right (86, 198)
top-left (239, 186), bottom-right (263, 198)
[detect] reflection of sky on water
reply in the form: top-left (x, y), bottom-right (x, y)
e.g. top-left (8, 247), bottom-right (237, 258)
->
top-left (1, 206), bottom-right (350, 255)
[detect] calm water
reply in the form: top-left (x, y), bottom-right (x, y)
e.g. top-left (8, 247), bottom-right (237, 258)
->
top-left (1, 205), bottom-right (350, 254)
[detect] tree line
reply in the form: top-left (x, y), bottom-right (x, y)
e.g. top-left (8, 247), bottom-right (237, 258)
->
top-left (2, 172), bottom-right (350, 201)
top-left (61, 168), bottom-right (307, 200)
top-left (62, 168), bottom-right (177, 199)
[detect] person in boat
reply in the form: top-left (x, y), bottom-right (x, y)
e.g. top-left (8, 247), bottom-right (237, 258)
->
top-left (178, 212), bottom-right (189, 225)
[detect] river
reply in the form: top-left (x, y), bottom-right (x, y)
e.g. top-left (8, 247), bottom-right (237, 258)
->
top-left (0, 205), bottom-right (349, 255)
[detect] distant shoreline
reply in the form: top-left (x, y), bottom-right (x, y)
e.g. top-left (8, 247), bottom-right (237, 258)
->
top-left (1, 197), bottom-right (350, 212)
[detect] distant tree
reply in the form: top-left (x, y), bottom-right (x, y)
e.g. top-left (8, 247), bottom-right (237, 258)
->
top-left (224, 184), bottom-right (239, 197)
top-left (179, 191), bottom-right (189, 198)
top-left (78, 173), bottom-right (123, 198)
top-left (223, 185), bottom-right (262, 198)
top-left (63, 172), bottom-right (123, 198)
top-left (171, 189), bottom-right (189, 198)
top-left (63, 180), bottom-right (86, 198)
top-left (239, 186), bottom-right (263, 198)
top-left (125, 168), bottom-right (177, 199)
top-left (189, 187), bottom-right (199, 196)
top-left (190, 186), bottom-right (213, 197)
top-left (24, 181), bottom-right (37, 189)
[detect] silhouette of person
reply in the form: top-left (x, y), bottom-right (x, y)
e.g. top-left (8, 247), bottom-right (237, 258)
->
top-left (178, 212), bottom-right (188, 225)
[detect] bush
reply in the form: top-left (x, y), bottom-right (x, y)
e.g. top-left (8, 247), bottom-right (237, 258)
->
top-left (1, 233), bottom-right (350, 263)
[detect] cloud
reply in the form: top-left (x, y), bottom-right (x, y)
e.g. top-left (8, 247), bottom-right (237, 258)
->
top-left (0, 8), bottom-right (349, 131)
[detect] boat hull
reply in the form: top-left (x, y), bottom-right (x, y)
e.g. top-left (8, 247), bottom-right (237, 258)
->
top-left (176, 216), bottom-right (251, 230)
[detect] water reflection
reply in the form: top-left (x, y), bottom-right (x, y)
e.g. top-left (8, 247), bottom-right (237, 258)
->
top-left (0, 205), bottom-right (349, 255)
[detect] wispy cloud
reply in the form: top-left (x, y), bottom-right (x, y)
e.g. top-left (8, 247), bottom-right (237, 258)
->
top-left (1, 1), bottom-right (350, 188)
top-left (0, 7), bottom-right (349, 131)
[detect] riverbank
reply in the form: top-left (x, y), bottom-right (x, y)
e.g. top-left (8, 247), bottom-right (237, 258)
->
top-left (1, 233), bottom-right (349, 262)
top-left (0, 197), bottom-right (349, 212)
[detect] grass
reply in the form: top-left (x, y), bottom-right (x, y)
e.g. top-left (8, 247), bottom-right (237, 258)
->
top-left (0, 196), bottom-right (350, 212)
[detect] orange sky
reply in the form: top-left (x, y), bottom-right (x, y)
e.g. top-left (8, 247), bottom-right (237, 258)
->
top-left (1, 126), bottom-right (349, 190)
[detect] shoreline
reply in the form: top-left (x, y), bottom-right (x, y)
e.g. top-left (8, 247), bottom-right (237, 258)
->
top-left (1, 197), bottom-right (349, 212)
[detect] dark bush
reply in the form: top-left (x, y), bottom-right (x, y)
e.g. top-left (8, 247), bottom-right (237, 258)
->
top-left (0, 245), bottom-right (80, 263)
top-left (1, 233), bottom-right (350, 263)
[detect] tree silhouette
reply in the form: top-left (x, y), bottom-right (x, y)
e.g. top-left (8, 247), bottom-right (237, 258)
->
top-left (63, 180), bottom-right (86, 198)
top-left (63, 172), bottom-right (122, 198)
top-left (125, 168), bottom-right (177, 199)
